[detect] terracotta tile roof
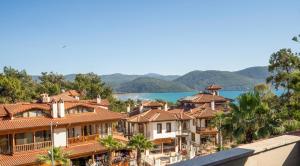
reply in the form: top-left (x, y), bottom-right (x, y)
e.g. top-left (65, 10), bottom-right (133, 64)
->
top-left (0, 105), bottom-right (8, 117)
top-left (80, 99), bottom-right (110, 107)
top-left (168, 109), bottom-right (193, 120)
top-left (127, 109), bottom-right (178, 123)
top-left (180, 93), bottom-right (228, 103)
top-left (205, 84), bottom-right (223, 90)
top-left (142, 101), bottom-right (164, 107)
top-left (61, 90), bottom-right (80, 97)
top-left (50, 93), bottom-right (78, 102)
top-left (187, 106), bottom-right (222, 119)
top-left (1, 103), bottom-right (51, 116)
top-left (0, 141), bottom-right (107, 166)
top-left (64, 102), bottom-right (95, 110)
top-left (0, 107), bottom-right (124, 133)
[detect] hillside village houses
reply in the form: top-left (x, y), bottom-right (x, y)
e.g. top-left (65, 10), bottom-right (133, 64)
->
top-left (0, 90), bottom-right (129, 166)
top-left (125, 84), bottom-right (231, 165)
top-left (0, 84), bottom-right (230, 166)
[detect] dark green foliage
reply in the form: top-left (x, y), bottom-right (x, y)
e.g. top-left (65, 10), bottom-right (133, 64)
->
top-left (128, 134), bottom-right (153, 166)
top-left (72, 73), bottom-right (112, 99)
top-left (174, 70), bottom-right (258, 91)
top-left (37, 72), bottom-right (70, 96)
top-left (0, 67), bottom-right (37, 103)
top-left (117, 77), bottom-right (192, 93)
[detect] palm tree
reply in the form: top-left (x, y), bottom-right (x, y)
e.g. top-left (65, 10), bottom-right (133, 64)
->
top-left (37, 147), bottom-right (70, 166)
top-left (100, 135), bottom-right (123, 166)
top-left (127, 134), bottom-right (153, 166)
top-left (210, 112), bottom-right (225, 151)
top-left (230, 91), bottom-right (272, 143)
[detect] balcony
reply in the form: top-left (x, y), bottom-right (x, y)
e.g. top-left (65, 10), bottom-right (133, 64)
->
top-left (176, 129), bottom-right (190, 136)
top-left (68, 134), bottom-right (99, 145)
top-left (14, 141), bottom-right (52, 153)
top-left (196, 127), bottom-right (217, 135)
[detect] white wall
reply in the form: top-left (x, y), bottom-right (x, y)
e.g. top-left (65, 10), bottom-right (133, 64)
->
top-left (53, 128), bottom-right (67, 147)
top-left (149, 121), bottom-right (177, 140)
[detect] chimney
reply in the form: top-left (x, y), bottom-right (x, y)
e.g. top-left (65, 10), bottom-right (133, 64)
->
top-left (127, 105), bottom-right (131, 113)
top-left (164, 103), bottom-right (168, 111)
top-left (58, 98), bottom-right (65, 118)
top-left (41, 93), bottom-right (50, 103)
top-left (212, 91), bottom-right (216, 96)
top-left (51, 99), bottom-right (58, 118)
top-left (139, 105), bottom-right (144, 112)
top-left (211, 100), bottom-right (215, 110)
top-left (96, 95), bottom-right (101, 104)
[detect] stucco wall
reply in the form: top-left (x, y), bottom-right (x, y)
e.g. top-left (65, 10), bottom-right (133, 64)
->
top-left (150, 121), bottom-right (176, 140)
top-left (172, 134), bottom-right (300, 166)
top-left (53, 128), bottom-right (67, 147)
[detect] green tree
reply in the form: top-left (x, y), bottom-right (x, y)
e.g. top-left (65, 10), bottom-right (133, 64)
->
top-left (72, 73), bottom-right (112, 99)
top-left (230, 92), bottom-right (272, 143)
top-left (100, 135), bottom-right (123, 166)
top-left (0, 66), bottom-right (37, 103)
top-left (210, 112), bottom-right (226, 151)
top-left (267, 49), bottom-right (300, 98)
top-left (38, 72), bottom-right (69, 96)
top-left (292, 34), bottom-right (300, 43)
top-left (127, 134), bottom-right (153, 166)
top-left (37, 147), bottom-right (70, 166)
top-left (0, 76), bottom-right (23, 103)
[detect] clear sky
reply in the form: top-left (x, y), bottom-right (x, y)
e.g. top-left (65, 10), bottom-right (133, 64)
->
top-left (0, 0), bottom-right (300, 75)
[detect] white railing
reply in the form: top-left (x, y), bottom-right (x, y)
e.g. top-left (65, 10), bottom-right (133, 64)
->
top-left (142, 155), bottom-right (155, 166)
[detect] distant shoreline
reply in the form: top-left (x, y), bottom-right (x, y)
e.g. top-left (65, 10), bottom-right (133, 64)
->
top-left (113, 90), bottom-right (246, 95)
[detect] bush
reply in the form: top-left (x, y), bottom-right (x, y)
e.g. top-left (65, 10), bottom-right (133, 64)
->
top-left (283, 120), bottom-right (300, 132)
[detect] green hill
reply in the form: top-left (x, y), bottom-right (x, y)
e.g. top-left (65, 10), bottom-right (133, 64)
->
top-left (116, 77), bottom-right (192, 93)
top-left (235, 66), bottom-right (269, 81)
top-left (31, 66), bottom-right (269, 92)
top-left (174, 70), bottom-right (259, 91)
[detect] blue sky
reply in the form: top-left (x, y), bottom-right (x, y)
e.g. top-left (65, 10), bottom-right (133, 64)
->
top-left (0, 0), bottom-right (299, 75)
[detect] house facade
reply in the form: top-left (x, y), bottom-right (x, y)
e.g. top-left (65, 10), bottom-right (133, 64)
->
top-left (0, 91), bottom-right (127, 166)
top-left (179, 85), bottom-right (231, 153)
top-left (126, 108), bottom-right (194, 159)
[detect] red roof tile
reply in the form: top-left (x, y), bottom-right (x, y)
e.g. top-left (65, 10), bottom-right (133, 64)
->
top-left (180, 93), bottom-right (228, 103)
top-left (205, 84), bottom-right (223, 90)
top-left (0, 141), bottom-right (107, 166)
top-left (0, 107), bottom-right (124, 133)
top-left (127, 109), bottom-right (178, 123)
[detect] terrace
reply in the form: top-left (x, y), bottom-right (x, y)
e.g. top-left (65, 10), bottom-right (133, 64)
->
top-left (171, 132), bottom-right (300, 166)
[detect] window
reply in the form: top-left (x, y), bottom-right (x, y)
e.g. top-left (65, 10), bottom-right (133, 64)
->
top-left (35, 130), bottom-right (51, 142)
top-left (183, 121), bottom-right (187, 130)
top-left (192, 119), bottom-right (195, 126)
top-left (15, 132), bottom-right (33, 145)
top-left (191, 133), bottom-right (195, 142)
top-left (68, 128), bottom-right (76, 138)
top-left (14, 110), bottom-right (49, 118)
top-left (157, 123), bottom-right (162, 134)
top-left (166, 123), bottom-right (171, 133)
top-left (65, 106), bottom-right (93, 115)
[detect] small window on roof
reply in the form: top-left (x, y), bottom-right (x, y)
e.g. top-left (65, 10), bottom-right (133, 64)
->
top-left (65, 106), bottom-right (93, 115)
top-left (14, 109), bottom-right (49, 118)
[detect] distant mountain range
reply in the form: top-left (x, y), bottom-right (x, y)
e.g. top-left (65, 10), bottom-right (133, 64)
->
top-left (31, 66), bottom-right (269, 93)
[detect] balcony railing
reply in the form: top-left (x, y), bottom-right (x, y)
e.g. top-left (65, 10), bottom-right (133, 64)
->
top-left (14, 141), bottom-right (52, 153)
top-left (196, 127), bottom-right (217, 135)
top-left (68, 134), bottom-right (99, 145)
top-left (176, 129), bottom-right (190, 135)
